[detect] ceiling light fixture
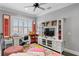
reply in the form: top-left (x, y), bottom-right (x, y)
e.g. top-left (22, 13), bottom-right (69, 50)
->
top-left (24, 3), bottom-right (46, 12)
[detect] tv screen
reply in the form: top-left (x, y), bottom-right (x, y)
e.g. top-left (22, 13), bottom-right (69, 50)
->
top-left (44, 28), bottom-right (49, 36)
top-left (44, 28), bottom-right (55, 37)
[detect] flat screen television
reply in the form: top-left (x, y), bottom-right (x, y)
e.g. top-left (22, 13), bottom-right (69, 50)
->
top-left (44, 28), bottom-right (55, 37)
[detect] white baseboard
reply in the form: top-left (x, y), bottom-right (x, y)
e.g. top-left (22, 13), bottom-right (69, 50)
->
top-left (64, 48), bottom-right (79, 56)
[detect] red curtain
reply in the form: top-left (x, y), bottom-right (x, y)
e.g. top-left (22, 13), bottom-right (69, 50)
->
top-left (31, 20), bottom-right (37, 43)
top-left (3, 14), bottom-right (10, 38)
top-left (32, 20), bottom-right (36, 33)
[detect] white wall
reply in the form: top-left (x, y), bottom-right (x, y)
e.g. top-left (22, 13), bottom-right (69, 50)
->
top-left (37, 4), bottom-right (79, 53)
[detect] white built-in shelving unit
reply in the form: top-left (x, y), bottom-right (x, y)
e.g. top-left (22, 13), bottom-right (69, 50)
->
top-left (38, 19), bottom-right (64, 53)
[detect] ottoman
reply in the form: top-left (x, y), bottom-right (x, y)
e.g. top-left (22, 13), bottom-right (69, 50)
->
top-left (4, 46), bottom-right (24, 56)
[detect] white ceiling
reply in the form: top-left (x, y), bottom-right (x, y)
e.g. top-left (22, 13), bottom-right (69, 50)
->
top-left (0, 3), bottom-right (73, 17)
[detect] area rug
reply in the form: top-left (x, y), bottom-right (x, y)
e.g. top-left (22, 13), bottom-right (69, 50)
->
top-left (9, 43), bottom-right (63, 56)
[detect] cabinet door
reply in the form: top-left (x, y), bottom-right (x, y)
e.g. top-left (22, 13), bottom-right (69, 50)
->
top-left (52, 41), bottom-right (56, 50)
top-left (38, 38), bottom-right (42, 45)
top-left (52, 41), bottom-right (63, 53)
top-left (40, 39), bottom-right (42, 45)
top-left (54, 41), bottom-right (62, 52)
top-left (56, 41), bottom-right (63, 53)
top-left (47, 40), bottom-right (52, 47)
top-left (42, 39), bottom-right (46, 45)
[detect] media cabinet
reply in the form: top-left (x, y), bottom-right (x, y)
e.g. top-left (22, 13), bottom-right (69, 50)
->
top-left (37, 19), bottom-right (64, 53)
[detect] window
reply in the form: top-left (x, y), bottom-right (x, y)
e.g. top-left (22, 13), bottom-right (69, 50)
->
top-left (11, 17), bottom-right (32, 36)
top-left (27, 20), bottom-right (32, 34)
top-left (27, 20), bottom-right (32, 27)
top-left (24, 28), bottom-right (27, 35)
top-left (12, 18), bottom-right (19, 35)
